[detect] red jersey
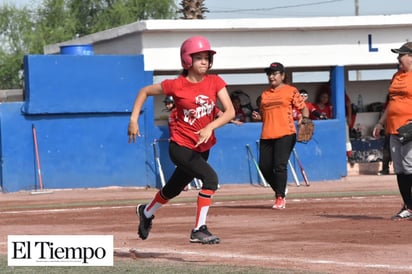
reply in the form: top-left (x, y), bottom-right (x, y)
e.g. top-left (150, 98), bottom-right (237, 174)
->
top-left (295, 102), bottom-right (317, 120)
top-left (169, 106), bottom-right (222, 136)
top-left (345, 93), bottom-right (356, 128)
top-left (161, 75), bottom-right (226, 152)
top-left (234, 107), bottom-right (247, 122)
top-left (168, 108), bottom-right (178, 136)
top-left (313, 103), bottom-right (333, 119)
top-left (292, 107), bottom-right (301, 121)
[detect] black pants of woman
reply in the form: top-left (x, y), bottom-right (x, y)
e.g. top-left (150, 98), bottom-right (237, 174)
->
top-left (259, 134), bottom-right (296, 198)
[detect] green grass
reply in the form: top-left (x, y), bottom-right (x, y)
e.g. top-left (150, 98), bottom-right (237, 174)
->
top-left (0, 256), bottom-right (325, 274)
top-left (1, 189), bottom-right (398, 212)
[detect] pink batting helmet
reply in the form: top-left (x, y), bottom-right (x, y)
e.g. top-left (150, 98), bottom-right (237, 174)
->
top-left (180, 36), bottom-right (216, 69)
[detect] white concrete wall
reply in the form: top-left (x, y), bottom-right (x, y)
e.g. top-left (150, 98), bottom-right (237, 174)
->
top-left (45, 14), bottom-right (412, 72)
top-left (0, 89), bottom-right (23, 102)
top-left (44, 14), bottom-right (411, 124)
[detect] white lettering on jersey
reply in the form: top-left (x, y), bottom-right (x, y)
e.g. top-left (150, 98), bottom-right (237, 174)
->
top-left (183, 95), bottom-right (216, 125)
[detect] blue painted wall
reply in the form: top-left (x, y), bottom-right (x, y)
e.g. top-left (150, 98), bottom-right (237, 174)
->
top-left (0, 55), bottom-right (347, 193)
top-left (0, 55), bottom-right (156, 192)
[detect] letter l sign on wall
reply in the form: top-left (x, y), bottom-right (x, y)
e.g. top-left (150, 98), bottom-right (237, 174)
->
top-left (368, 34), bottom-right (378, 52)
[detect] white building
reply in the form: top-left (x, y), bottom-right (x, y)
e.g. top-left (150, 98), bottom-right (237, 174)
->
top-left (44, 14), bottom-right (411, 127)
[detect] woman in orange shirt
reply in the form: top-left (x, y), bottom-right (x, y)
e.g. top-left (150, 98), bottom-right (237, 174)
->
top-left (373, 42), bottom-right (412, 220)
top-left (258, 62), bottom-right (309, 209)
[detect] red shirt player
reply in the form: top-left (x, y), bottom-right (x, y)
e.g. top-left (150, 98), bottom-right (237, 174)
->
top-left (313, 90), bottom-right (333, 119)
top-left (128, 36), bottom-right (235, 244)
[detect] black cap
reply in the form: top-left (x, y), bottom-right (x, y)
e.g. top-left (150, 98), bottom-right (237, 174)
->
top-left (264, 62), bottom-right (285, 74)
top-left (391, 42), bottom-right (412, 54)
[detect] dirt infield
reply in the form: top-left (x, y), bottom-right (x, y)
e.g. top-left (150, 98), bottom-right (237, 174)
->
top-left (1, 175), bottom-right (412, 273)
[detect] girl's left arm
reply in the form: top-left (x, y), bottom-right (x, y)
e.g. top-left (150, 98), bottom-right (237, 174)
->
top-left (211, 87), bottom-right (236, 128)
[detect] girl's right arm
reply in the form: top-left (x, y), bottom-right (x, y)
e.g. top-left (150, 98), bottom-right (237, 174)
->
top-left (194, 87), bottom-right (235, 147)
top-left (128, 83), bottom-right (163, 143)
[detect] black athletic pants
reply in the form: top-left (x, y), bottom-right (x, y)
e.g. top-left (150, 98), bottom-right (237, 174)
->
top-left (396, 174), bottom-right (412, 210)
top-left (162, 141), bottom-right (218, 200)
top-left (259, 134), bottom-right (296, 198)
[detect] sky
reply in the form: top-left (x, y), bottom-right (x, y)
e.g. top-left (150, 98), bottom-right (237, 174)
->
top-left (6, 0), bottom-right (412, 18)
top-left (203, 0), bottom-right (412, 19)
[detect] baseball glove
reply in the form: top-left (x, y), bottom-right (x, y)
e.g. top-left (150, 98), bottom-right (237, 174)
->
top-left (297, 117), bottom-right (314, 143)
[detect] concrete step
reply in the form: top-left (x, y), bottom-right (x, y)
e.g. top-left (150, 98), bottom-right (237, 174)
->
top-left (0, 89), bottom-right (23, 102)
top-left (347, 162), bottom-right (394, 176)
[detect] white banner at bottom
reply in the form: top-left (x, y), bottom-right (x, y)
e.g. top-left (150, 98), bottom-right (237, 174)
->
top-left (8, 235), bottom-right (113, 266)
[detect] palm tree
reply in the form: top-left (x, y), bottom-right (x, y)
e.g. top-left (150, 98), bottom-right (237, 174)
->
top-left (178, 0), bottom-right (209, 19)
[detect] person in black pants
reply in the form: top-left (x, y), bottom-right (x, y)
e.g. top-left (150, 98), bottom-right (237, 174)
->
top-left (128, 36), bottom-right (235, 243)
top-left (373, 42), bottom-right (412, 220)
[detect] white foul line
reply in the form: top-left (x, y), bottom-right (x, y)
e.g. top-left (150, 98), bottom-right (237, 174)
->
top-left (123, 247), bottom-right (412, 272)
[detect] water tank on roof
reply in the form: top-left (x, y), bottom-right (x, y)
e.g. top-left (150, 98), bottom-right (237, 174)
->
top-left (60, 45), bottom-right (94, 55)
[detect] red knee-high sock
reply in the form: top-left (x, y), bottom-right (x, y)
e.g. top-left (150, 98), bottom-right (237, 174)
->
top-left (144, 190), bottom-right (168, 218)
top-left (194, 189), bottom-right (215, 230)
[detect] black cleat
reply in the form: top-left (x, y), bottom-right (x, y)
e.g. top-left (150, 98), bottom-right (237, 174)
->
top-left (136, 204), bottom-right (154, 240)
top-left (377, 169), bottom-right (389, 176)
top-left (190, 225), bottom-right (220, 244)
